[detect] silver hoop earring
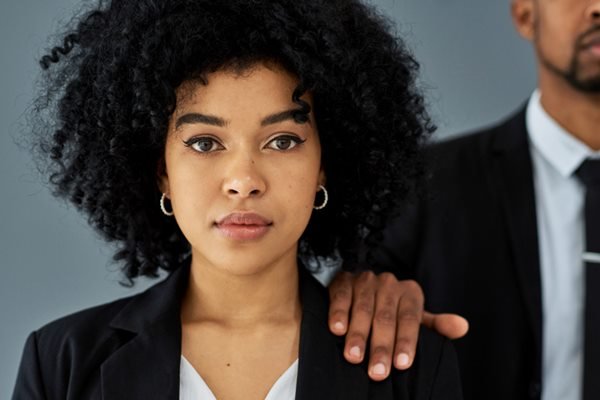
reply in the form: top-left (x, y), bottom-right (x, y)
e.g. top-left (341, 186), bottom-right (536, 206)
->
top-left (160, 193), bottom-right (174, 216)
top-left (314, 185), bottom-right (328, 210)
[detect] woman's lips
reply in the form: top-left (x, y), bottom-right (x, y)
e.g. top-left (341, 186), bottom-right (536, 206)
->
top-left (215, 212), bottom-right (273, 241)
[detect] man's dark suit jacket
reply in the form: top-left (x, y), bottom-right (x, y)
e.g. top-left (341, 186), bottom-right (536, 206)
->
top-left (375, 108), bottom-right (544, 400)
top-left (12, 263), bottom-right (462, 399)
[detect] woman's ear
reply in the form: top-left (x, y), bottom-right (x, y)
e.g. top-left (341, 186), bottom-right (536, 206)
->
top-left (157, 157), bottom-right (170, 195)
top-left (318, 169), bottom-right (326, 188)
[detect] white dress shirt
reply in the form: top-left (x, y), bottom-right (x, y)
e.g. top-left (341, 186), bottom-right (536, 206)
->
top-left (526, 90), bottom-right (600, 400)
top-left (179, 356), bottom-right (298, 400)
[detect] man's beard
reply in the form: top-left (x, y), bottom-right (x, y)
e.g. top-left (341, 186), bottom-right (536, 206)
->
top-left (539, 25), bottom-right (600, 93)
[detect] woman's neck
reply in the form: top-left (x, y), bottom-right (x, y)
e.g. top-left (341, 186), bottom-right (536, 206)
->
top-left (180, 251), bottom-right (302, 400)
top-left (181, 251), bottom-right (301, 328)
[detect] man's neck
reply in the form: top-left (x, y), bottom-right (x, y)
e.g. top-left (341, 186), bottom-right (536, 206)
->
top-left (538, 72), bottom-right (600, 150)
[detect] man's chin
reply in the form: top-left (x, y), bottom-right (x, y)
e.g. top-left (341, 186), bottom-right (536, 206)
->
top-left (570, 57), bottom-right (600, 93)
top-left (569, 76), bottom-right (600, 93)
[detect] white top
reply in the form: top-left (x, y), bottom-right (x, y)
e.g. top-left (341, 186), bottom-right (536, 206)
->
top-left (179, 356), bottom-right (298, 400)
top-left (526, 90), bottom-right (600, 400)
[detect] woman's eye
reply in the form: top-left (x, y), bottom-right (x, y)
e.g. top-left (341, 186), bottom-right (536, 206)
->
top-left (267, 135), bottom-right (304, 151)
top-left (184, 137), bottom-right (223, 153)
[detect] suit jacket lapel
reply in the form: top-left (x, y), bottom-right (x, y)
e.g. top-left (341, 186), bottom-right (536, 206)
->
top-left (490, 107), bottom-right (543, 373)
top-left (98, 263), bottom-right (381, 399)
top-left (101, 265), bottom-right (190, 400)
top-left (296, 268), bottom-right (373, 400)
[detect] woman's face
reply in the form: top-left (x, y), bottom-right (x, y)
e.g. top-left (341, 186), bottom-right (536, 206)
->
top-left (160, 63), bottom-right (323, 276)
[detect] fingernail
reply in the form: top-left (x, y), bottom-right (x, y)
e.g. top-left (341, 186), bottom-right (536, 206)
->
top-left (349, 346), bottom-right (361, 358)
top-left (396, 353), bottom-right (410, 367)
top-left (372, 363), bottom-right (386, 376)
top-left (334, 322), bottom-right (345, 332)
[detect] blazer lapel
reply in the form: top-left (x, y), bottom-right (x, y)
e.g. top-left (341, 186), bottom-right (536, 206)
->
top-left (295, 268), bottom-right (374, 400)
top-left (100, 265), bottom-right (190, 400)
top-left (98, 263), bottom-right (381, 399)
top-left (490, 107), bottom-right (543, 371)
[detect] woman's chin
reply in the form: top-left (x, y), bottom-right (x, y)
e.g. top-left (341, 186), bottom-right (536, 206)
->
top-left (192, 248), bottom-right (298, 278)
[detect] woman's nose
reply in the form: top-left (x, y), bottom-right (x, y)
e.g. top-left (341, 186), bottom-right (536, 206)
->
top-left (221, 156), bottom-right (266, 199)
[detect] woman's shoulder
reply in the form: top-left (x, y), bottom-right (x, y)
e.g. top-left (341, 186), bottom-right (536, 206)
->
top-left (39, 272), bottom-right (180, 345)
top-left (298, 270), bottom-right (462, 399)
top-left (12, 294), bottom-right (144, 400)
top-left (33, 294), bottom-right (138, 349)
top-left (35, 265), bottom-right (189, 346)
top-left (390, 327), bottom-right (463, 400)
top-left (13, 269), bottom-right (188, 399)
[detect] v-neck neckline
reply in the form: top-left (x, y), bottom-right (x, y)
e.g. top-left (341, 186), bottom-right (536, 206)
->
top-left (179, 356), bottom-right (299, 400)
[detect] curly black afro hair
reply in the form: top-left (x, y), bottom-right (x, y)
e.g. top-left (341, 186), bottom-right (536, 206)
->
top-left (35, 0), bottom-right (434, 282)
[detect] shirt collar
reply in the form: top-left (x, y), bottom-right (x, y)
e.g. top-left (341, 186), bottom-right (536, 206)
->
top-left (526, 89), bottom-right (600, 178)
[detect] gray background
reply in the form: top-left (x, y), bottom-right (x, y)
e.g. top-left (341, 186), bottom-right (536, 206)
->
top-left (0, 0), bottom-right (536, 395)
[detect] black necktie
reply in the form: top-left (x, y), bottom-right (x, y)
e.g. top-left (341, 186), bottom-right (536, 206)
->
top-left (575, 158), bottom-right (600, 400)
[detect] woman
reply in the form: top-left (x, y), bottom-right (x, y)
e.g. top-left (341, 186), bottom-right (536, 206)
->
top-left (13, 0), bottom-right (462, 399)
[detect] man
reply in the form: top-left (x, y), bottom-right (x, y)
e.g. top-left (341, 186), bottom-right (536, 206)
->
top-left (374, 0), bottom-right (600, 399)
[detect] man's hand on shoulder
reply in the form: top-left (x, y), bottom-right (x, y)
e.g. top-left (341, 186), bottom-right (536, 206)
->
top-left (328, 270), bottom-right (469, 381)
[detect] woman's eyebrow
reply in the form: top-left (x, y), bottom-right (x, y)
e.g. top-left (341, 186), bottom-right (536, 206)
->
top-left (175, 108), bottom-right (309, 129)
top-left (175, 113), bottom-right (227, 129)
top-left (261, 109), bottom-right (310, 126)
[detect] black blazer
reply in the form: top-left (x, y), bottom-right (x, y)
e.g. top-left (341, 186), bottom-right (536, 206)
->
top-left (12, 263), bottom-right (462, 400)
top-left (374, 107), bottom-right (543, 400)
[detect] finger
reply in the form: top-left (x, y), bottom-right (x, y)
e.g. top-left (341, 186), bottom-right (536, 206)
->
top-left (367, 273), bottom-right (401, 380)
top-left (344, 271), bottom-right (377, 364)
top-left (392, 280), bottom-right (424, 370)
top-left (328, 271), bottom-right (354, 336)
top-left (422, 312), bottom-right (469, 339)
